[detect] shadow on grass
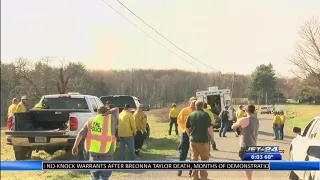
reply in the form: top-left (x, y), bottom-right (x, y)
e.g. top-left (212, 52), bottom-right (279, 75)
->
top-left (258, 130), bottom-right (294, 139)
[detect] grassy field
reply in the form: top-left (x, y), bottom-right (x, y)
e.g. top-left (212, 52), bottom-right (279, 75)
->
top-left (285, 104), bottom-right (320, 129)
top-left (0, 107), bottom-right (179, 180)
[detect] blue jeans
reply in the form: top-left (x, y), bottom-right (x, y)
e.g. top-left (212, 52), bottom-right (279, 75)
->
top-left (178, 132), bottom-right (189, 161)
top-left (219, 121), bottom-right (229, 136)
top-left (273, 125), bottom-right (280, 140)
top-left (89, 155), bottom-right (112, 180)
top-left (119, 136), bottom-right (136, 160)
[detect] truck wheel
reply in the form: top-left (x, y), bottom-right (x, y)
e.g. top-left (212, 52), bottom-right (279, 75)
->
top-left (13, 146), bottom-right (32, 160)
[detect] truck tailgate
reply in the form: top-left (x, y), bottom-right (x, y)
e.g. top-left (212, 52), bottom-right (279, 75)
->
top-left (5, 130), bottom-right (68, 137)
top-left (5, 130), bottom-right (70, 146)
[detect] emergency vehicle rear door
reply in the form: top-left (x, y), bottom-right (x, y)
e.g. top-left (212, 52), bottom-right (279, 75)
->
top-left (196, 95), bottom-right (205, 103)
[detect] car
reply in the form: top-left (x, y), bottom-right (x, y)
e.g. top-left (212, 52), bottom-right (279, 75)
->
top-left (289, 116), bottom-right (320, 180)
top-left (142, 104), bottom-right (150, 111)
top-left (260, 106), bottom-right (272, 114)
top-left (5, 93), bottom-right (105, 160)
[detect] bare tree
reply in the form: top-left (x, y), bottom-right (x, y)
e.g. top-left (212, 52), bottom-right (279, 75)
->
top-left (14, 57), bottom-right (42, 99)
top-left (290, 16), bottom-right (320, 95)
top-left (54, 59), bottom-right (86, 94)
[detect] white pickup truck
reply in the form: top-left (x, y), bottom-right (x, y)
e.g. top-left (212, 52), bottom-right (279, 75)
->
top-left (5, 93), bottom-right (104, 160)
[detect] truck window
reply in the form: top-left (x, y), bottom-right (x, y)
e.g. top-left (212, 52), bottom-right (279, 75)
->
top-left (89, 98), bottom-right (98, 110)
top-left (95, 98), bottom-right (104, 107)
top-left (302, 119), bottom-right (315, 137)
top-left (42, 97), bottom-right (88, 109)
top-left (100, 96), bottom-right (136, 109)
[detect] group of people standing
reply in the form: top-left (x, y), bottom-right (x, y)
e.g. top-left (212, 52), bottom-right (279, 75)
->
top-left (272, 111), bottom-right (286, 140)
top-left (72, 104), bottom-right (148, 180)
top-left (170, 98), bottom-right (259, 180)
top-left (7, 96), bottom-right (29, 116)
top-left (117, 104), bottom-right (148, 159)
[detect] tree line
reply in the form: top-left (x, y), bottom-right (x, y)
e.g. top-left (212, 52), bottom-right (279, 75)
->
top-left (0, 57), bottom-right (300, 125)
top-left (1, 17), bottom-right (319, 125)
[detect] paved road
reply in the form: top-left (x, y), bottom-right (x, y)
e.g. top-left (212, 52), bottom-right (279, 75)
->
top-left (116, 114), bottom-right (294, 180)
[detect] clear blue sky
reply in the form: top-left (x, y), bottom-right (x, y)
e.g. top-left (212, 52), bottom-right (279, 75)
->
top-left (1, 0), bottom-right (320, 76)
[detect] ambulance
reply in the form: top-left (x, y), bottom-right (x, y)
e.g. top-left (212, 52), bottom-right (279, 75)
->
top-left (196, 86), bottom-right (235, 129)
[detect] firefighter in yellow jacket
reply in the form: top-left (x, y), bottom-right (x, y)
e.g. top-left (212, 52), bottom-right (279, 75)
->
top-left (7, 98), bottom-right (18, 117)
top-left (72, 106), bottom-right (119, 180)
top-left (169, 103), bottom-right (180, 135)
top-left (134, 105), bottom-right (147, 155)
top-left (16, 96), bottom-right (28, 113)
top-left (177, 97), bottom-right (196, 177)
top-left (204, 103), bottom-right (218, 151)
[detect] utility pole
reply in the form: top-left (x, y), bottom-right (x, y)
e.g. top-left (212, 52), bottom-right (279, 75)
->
top-left (131, 69), bottom-right (134, 96)
top-left (231, 72), bottom-right (236, 104)
top-left (266, 91), bottom-right (268, 105)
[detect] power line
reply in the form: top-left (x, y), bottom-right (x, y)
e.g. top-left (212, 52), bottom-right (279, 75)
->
top-left (98, 0), bottom-right (200, 70)
top-left (115, 0), bottom-right (218, 72)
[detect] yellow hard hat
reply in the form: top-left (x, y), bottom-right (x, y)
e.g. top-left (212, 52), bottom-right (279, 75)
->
top-left (34, 103), bottom-right (43, 109)
top-left (207, 104), bottom-right (211, 110)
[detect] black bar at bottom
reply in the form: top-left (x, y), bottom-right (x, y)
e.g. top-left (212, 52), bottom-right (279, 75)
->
top-left (43, 162), bottom-right (269, 170)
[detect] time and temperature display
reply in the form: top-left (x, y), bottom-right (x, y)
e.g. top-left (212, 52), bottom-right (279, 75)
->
top-left (244, 146), bottom-right (283, 161)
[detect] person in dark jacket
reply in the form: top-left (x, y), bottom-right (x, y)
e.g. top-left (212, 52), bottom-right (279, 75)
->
top-left (219, 106), bottom-right (230, 137)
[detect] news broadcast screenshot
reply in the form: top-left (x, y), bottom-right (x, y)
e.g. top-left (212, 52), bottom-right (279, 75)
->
top-left (1, 1), bottom-right (320, 180)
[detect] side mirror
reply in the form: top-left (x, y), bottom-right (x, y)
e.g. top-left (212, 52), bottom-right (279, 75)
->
top-left (306, 146), bottom-right (320, 159)
top-left (292, 127), bottom-right (301, 135)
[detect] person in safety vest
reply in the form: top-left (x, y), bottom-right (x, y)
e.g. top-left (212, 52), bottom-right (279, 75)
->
top-left (177, 97), bottom-right (196, 177)
top-left (16, 96), bottom-right (28, 113)
top-left (133, 104), bottom-right (147, 155)
top-left (7, 98), bottom-right (18, 117)
top-left (118, 104), bottom-right (137, 160)
top-left (72, 105), bottom-right (119, 180)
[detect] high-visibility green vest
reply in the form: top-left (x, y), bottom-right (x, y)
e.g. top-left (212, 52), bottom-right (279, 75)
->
top-left (84, 114), bottom-right (117, 153)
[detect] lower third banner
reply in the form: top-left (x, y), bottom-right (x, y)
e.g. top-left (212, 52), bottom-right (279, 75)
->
top-left (1, 161), bottom-right (319, 171)
top-left (43, 162), bottom-right (269, 170)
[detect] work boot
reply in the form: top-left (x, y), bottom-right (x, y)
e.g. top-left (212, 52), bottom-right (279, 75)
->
top-left (177, 170), bottom-right (182, 176)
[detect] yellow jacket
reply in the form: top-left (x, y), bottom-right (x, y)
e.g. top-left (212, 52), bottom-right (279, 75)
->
top-left (236, 109), bottom-right (246, 119)
top-left (177, 107), bottom-right (193, 132)
top-left (273, 115), bottom-right (281, 125)
top-left (134, 110), bottom-right (147, 132)
top-left (16, 102), bottom-right (26, 113)
top-left (118, 110), bottom-right (136, 137)
top-left (7, 104), bottom-right (17, 116)
top-left (204, 108), bottom-right (215, 125)
top-left (279, 115), bottom-right (286, 124)
top-left (169, 108), bottom-right (180, 118)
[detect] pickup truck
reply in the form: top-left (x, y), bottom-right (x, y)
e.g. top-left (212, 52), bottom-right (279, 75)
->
top-left (5, 93), bottom-right (105, 160)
